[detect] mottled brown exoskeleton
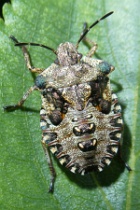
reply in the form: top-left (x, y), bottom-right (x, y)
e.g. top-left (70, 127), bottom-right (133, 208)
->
top-left (4, 11), bottom-right (131, 192)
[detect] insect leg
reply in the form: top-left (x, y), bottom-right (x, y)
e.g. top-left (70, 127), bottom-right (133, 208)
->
top-left (10, 36), bottom-right (44, 73)
top-left (21, 45), bottom-right (44, 73)
top-left (41, 140), bottom-right (56, 193)
top-left (118, 147), bottom-right (132, 171)
top-left (4, 85), bottom-right (37, 111)
top-left (82, 23), bottom-right (98, 57)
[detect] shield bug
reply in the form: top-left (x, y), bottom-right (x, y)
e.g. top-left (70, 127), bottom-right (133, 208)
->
top-left (4, 11), bottom-right (131, 192)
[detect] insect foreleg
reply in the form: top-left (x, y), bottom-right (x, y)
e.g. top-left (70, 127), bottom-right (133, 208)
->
top-left (10, 36), bottom-right (44, 73)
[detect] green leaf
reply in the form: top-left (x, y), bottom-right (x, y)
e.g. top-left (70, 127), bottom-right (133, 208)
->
top-left (0, 0), bottom-right (140, 209)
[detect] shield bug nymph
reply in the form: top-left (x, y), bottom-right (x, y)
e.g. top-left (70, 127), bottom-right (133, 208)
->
top-left (4, 11), bottom-right (131, 192)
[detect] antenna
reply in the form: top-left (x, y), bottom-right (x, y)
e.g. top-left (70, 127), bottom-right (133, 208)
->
top-left (76, 11), bottom-right (114, 47)
top-left (10, 35), bottom-right (57, 54)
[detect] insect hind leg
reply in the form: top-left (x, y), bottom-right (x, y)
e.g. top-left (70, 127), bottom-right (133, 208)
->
top-left (41, 139), bottom-right (56, 193)
top-left (118, 147), bottom-right (132, 172)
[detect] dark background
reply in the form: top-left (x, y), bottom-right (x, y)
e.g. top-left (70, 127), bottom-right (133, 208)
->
top-left (0, 0), bottom-right (11, 19)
